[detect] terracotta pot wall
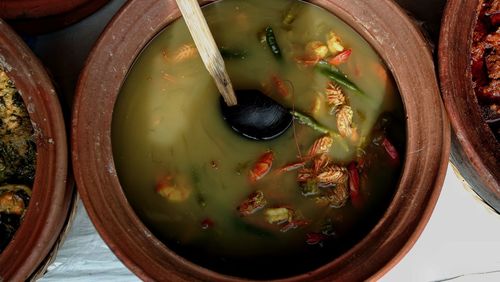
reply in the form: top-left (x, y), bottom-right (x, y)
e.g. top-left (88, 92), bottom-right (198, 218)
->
top-left (0, 0), bottom-right (89, 19)
top-left (439, 0), bottom-right (500, 212)
top-left (0, 0), bottom-right (110, 35)
top-left (0, 20), bottom-right (70, 281)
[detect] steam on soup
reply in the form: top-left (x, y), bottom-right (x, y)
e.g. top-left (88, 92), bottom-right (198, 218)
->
top-left (112, 0), bottom-right (405, 279)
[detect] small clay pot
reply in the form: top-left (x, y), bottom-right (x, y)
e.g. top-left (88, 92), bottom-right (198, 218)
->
top-left (439, 0), bottom-right (500, 213)
top-left (0, 20), bottom-right (70, 280)
top-left (73, 0), bottom-right (450, 280)
top-left (0, 0), bottom-right (110, 34)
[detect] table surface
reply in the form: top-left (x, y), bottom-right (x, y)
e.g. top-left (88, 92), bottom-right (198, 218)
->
top-left (21, 0), bottom-right (500, 281)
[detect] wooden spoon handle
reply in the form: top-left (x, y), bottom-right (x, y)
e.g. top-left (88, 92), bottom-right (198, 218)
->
top-left (175, 0), bottom-right (237, 106)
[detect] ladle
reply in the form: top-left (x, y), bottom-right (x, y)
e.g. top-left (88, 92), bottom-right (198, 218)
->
top-left (175, 0), bottom-right (293, 140)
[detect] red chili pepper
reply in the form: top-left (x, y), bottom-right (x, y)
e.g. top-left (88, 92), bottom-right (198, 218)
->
top-left (249, 151), bottom-right (274, 183)
top-left (357, 157), bottom-right (366, 171)
top-left (347, 162), bottom-right (359, 196)
top-left (382, 137), bottom-right (399, 163)
top-left (306, 232), bottom-right (327, 245)
top-left (271, 75), bottom-right (290, 98)
top-left (474, 15), bottom-right (488, 40)
top-left (327, 49), bottom-right (352, 66)
top-left (348, 162), bottom-right (363, 208)
top-left (490, 12), bottom-right (500, 26)
top-left (200, 218), bottom-right (214, 230)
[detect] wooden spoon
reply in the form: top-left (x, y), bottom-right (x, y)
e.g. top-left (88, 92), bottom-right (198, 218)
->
top-left (175, 0), bottom-right (237, 106)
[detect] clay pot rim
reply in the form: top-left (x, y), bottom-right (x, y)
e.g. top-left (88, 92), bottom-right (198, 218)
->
top-left (0, 0), bottom-right (110, 35)
top-left (73, 0), bottom-right (450, 280)
top-left (0, 19), bottom-right (70, 280)
top-left (1, 0), bottom-right (101, 19)
top-left (438, 0), bottom-right (500, 212)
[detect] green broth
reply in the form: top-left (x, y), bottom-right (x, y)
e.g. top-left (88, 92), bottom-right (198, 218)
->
top-left (112, 0), bottom-right (405, 279)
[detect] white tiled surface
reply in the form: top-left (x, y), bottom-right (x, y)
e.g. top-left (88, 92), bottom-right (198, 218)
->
top-left (27, 1), bottom-right (500, 281)
top-left (382, 165), bottom-right (500, 282)
top-left (39, 200), bottom-right (137, 282)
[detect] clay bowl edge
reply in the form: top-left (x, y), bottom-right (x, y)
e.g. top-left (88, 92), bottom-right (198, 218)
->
top-left (0, 0), bottom-right (110, 35)
top-left (439, 0), bottom-right (500, 213)
top-left (0, 19), bottom-right (70, 280)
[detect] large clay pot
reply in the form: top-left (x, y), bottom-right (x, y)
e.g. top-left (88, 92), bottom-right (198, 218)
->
top-left (439, 0), bottom-right (500, 213)
top-left (72, 0), bottom-right (450, 280)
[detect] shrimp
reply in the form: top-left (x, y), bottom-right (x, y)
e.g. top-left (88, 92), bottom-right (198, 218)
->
top-left (325, 82), bottom-right (346, 108)
top-left (327, 49), bottom-right (352, 66)
top-left (249, 151), bottom-right (274, 182)
top-left (307, 135), bottom-right (333, 157)
top-left (316, 165), bottom-right (348, 188)
top-left (173, 44), bottom-right (198, 62)
top-left (335, 105), bottom-right (355, 138)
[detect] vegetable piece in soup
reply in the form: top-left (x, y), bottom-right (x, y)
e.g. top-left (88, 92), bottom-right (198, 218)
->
top-left (112, 0), bottom-right (405, 279)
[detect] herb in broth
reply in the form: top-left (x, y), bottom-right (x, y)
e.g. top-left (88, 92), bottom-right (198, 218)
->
top-left (113, 0), bottom-right (405, 279)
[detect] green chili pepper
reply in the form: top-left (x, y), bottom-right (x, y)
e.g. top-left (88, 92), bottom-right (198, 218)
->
top-left (265, 26), bottom-right (282, 59)
top-left (290, 111), bottom-right (349, 151)
top-left (316, 60), bottom-right (364, 94)
top-left (291, 111), bottom-right (330, 135)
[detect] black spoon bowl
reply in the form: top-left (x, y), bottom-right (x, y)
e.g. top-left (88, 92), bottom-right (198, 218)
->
top-left (220, 89), bottom-right (293, 140)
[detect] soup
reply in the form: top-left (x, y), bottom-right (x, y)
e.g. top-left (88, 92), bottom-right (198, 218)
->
top-left (0, 68), bottom-right (36, 253)
top-left (113, 0), bottom-right (405, 279)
